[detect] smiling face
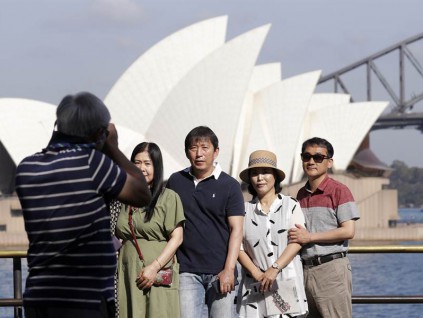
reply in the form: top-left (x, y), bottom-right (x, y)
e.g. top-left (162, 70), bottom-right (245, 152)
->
top-left (134, 150), bottom-right (154, 187)
top-left (186, 137), bottom-right (219, 179)
top-left (301, 144), bottom-right (333, 183)
top-left (250, 167), bottom-right (276, 198)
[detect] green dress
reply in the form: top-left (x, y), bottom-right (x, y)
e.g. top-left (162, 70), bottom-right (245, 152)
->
top-left (116, 188), bottom-right (185, 318)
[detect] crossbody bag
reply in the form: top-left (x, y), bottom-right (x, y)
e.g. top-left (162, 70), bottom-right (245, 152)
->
top-left (128, 206), bottom-right (173, 286)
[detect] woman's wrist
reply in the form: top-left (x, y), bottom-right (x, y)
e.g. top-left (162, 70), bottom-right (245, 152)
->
top-left (154, 258), bottom-right (162, 269)
top-left (252, 267), bottom-right (262, 280)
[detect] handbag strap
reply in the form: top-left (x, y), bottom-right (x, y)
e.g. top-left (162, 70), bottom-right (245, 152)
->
top-left (128, 206), bottom-right (145, 262)
top-left (128, 205), bottom-right (176, 266)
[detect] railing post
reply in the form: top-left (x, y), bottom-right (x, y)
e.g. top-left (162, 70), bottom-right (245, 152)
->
top-left (13, 257), bottom-right (23, 318)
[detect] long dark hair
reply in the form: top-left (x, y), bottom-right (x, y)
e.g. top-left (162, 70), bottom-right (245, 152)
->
top-left (130, 142), bottom-right (164, 222)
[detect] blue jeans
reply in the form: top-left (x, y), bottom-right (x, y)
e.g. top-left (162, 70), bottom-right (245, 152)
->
top-left (179, 272), bottom-right (235, 318)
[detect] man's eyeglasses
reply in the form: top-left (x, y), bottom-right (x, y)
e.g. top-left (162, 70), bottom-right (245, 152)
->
top-left (301, 153), bottom-right (331, 163)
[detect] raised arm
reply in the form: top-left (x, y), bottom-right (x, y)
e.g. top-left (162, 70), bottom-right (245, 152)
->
top-left (101, 123), bottom-right (151, 207)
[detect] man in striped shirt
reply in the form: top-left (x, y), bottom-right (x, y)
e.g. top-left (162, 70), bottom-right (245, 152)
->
top-left (15, 92), bottom-right (151, 318)
top-left (288, 137), bottom-right (360, 318)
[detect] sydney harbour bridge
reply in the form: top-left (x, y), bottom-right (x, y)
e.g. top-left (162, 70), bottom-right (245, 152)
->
top-left (317, 32), bottom-right (423, 132)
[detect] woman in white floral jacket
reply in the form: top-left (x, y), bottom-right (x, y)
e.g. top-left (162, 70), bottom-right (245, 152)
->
top-left (237, 150), bottom-right (308, 318)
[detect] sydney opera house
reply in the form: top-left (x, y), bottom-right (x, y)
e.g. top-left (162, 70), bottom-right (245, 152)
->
top-left (0, 16), bottom-right (418, 245)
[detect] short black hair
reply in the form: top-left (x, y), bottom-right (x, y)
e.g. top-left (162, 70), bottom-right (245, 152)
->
top-left (56, 92), bottom-right (110, 137)
top-left (301, 137), bottom-right (334, 158)
top-left (184, 126), bottom-right (219, 155)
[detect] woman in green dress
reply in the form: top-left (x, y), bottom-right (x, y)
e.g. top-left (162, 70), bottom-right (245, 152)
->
top-left (116, 142), bottom-right (185, 318)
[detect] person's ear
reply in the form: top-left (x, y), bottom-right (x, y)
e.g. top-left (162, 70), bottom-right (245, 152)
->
top-left (213, 147), bottom-right (219, 160)
top-left (327, 158), bottom-right (334, 169)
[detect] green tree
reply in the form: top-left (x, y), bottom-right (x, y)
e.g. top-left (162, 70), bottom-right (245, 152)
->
top-left (389, 160), bottom-right (423, 207)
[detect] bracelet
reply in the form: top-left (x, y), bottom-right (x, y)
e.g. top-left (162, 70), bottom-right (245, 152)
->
top-left (155, 258), bottom-right (162, 268)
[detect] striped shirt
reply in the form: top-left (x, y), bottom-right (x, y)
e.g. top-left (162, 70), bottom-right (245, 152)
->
top-left (297, 175), bottom-right (360, 259)
top-left (15, 140), bottom-right (126, 309)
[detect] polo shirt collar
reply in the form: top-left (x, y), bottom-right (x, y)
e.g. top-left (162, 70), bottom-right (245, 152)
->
top-left (305, 175), bottom-right (330, 194)
top-left (184, 162), bottom-right (222, 184)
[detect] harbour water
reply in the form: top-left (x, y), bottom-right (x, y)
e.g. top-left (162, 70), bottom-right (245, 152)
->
top-left (1, 209), bottom-right (422, 318)
top-left (397, 207), bottom-right (423, 224)
top-left (350, 245), bottom-right (423, 317)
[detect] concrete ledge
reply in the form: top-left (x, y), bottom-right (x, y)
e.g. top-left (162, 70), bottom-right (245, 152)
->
top-left (353, 225), bottom-right (423, 241)
top-left (0, 232), bottom-right (28, 248)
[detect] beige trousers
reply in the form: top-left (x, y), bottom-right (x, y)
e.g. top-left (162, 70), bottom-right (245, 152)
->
top-left (303, 257), bottom-right (352, 318)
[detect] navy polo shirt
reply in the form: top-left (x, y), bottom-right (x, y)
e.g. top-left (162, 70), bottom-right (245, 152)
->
top-left (166, 164), bottom-right (244, 274)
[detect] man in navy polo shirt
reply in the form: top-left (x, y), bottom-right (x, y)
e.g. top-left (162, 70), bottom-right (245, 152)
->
top-left (15, 92), bottom-right (151, 318)
top-left (166, 126), bottom-right (244, 318)
top-left (288, 137), bottom-right (360, 318)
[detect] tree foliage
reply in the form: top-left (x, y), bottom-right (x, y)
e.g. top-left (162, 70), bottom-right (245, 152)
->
top-left (389, 160), bottom-right (423, 207)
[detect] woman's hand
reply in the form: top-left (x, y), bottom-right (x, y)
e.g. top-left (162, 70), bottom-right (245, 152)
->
top-left (135, 263), bottom-right (160, 290)
top-left (134, 225), bottom-right (183, 290)
top-left (251, 267), bottom-right (264, 282)
top-left (259, 267), bottom-right (278, 293)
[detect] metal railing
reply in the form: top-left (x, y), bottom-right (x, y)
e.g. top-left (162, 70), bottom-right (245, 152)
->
top-left (1, 246), bottom-right (423, 317)
top-left (0, 250), bottom-right (26, 318)
top-left (349, 245), bottom-right (423, 304)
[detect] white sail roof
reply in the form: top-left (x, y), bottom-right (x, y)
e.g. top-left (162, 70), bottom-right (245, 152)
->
top-left (0, 98), bottom-right (56, 165)
top-left (146, 24), bottom-right (271, 176)
top-left (104, 16), bottom-right (228, 135)
top-left (0, 17), bottom-right (389, 193)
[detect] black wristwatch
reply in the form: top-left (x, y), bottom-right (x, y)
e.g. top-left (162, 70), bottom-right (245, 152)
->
top-left (271, 262), bottom-right (280, 271)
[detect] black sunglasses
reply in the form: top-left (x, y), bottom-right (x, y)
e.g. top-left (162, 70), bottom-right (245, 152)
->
top-left (301, 153), bottom-right (331, 163)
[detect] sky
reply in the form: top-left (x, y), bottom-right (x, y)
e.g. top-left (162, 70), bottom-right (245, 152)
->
top-left (1, 0), bottom-right (422, 167)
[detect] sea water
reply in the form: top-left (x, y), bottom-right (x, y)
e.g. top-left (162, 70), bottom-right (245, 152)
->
top-left (397, 208), bottom-right (423, 224)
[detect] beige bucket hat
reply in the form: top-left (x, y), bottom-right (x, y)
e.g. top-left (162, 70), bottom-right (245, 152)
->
top-left (239, 150), bottom-right (286, 184)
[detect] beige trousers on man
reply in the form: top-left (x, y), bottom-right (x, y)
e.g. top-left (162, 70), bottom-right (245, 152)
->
top-left (303, 257), bottom-right (352, 318)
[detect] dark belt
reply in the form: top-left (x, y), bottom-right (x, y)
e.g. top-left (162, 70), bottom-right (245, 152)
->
top-left (302, 252), bottom-right (347, 267)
